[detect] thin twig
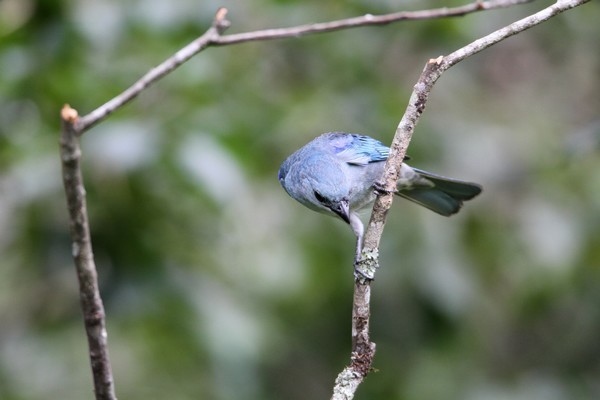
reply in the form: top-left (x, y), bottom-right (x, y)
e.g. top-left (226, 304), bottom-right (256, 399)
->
top-left (76, 9), bottom-right (230, 133)
top-left (75, 0), bottom-right (532, 135)
top-left (333, 0), bottom-right (591, 398)
top-left (60, 104), bottom-right (117, 400)
top-left (213, 0), bottom-right (533, 45)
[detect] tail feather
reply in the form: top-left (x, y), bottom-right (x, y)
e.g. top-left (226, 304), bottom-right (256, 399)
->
top-left (397, 168), bottom-right (482, 216)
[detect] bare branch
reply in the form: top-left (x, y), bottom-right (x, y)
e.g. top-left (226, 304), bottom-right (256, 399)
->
top-left (60, 105), bottom-right (117, 400)
top-left (331, 282), bottom-right (375, 400)
top-left (76, 8), bottom-right (230, 132)
top-left (334, 0), bottom-right (591, 398)
top-left (76, 0), bottom-right (532, 135)
top-left (214, 0), bottom-right (533, 45)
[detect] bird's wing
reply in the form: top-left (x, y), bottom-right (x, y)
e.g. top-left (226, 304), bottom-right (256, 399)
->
top-left (327, 133), bottom-right (389, 166)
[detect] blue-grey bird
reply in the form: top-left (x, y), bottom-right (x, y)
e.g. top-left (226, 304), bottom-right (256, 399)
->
top-left (278, 132), bottom-right (482, 258)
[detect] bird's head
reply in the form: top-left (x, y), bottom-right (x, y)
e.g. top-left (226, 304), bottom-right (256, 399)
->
top-left (279, 149), bottom-right (352, 223)
top-left (290, 155), bottom-right (351, 223)
top-left (309, 185), bottom-right (350, 223)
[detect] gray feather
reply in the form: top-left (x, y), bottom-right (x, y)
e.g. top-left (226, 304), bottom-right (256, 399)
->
top-left (397, 168), bottom-right (482, 216)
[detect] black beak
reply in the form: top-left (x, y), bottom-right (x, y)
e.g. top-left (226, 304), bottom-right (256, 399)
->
top-left (329, 199), bottom-right (350, 224)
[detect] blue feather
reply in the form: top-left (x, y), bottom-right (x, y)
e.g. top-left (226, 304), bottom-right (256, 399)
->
top-left (326, 132), bottom-right (389, 165)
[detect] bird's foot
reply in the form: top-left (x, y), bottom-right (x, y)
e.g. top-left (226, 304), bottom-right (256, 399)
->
top-left (373, 180), bottom-right (397, 196)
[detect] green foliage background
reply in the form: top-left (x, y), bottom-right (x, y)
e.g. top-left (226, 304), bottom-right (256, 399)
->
top-left (1, 0), bottom-right (599, 399)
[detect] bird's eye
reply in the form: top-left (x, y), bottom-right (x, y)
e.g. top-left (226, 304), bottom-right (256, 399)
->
top-left (314, 191), bottom-right (327, 204)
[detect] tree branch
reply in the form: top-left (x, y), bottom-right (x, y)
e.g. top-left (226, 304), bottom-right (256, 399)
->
top-left (60, 104), bottom-right (116, 400)
top-left (75, 0), bottom-right (532, 135)
top-left (76, 8), bottom-right (230, 133)
top-left (334, 0), bottom-right (591, 398)
top-left (213, 0), bottom-right (534, 45)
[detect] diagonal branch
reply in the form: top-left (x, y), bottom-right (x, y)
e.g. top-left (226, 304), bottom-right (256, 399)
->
top-left (76, 8), bottom-right (230, 133)
top-left (333, 0), bottom-right (591, 398)
top-left (76, 0), bottom-right (532, 134)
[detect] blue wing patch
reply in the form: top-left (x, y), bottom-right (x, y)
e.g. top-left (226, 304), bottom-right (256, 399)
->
top-left (327, 132), bottom-right (389, 165)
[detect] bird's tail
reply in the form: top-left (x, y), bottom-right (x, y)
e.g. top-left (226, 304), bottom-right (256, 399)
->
top-left (396, 168), bottom-right (482, 216)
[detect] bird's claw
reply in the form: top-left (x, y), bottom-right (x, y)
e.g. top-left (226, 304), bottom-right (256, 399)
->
top-left (373, 180), bottom-right (397, 196)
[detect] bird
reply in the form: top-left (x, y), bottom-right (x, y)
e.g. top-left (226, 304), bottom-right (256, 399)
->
top-left (278, 132), bottom-right (482, 261)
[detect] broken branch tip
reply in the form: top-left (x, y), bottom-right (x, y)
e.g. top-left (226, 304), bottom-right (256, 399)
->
top-left (428, 55), bottom-right (444, 65)
top-left (215, 7), bottom-right (228, 21)
top-left (61, 104), bottom-right (79, 123)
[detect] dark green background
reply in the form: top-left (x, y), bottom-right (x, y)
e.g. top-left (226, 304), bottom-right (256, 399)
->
top-left (1, 0), bottom-right (599, 399)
